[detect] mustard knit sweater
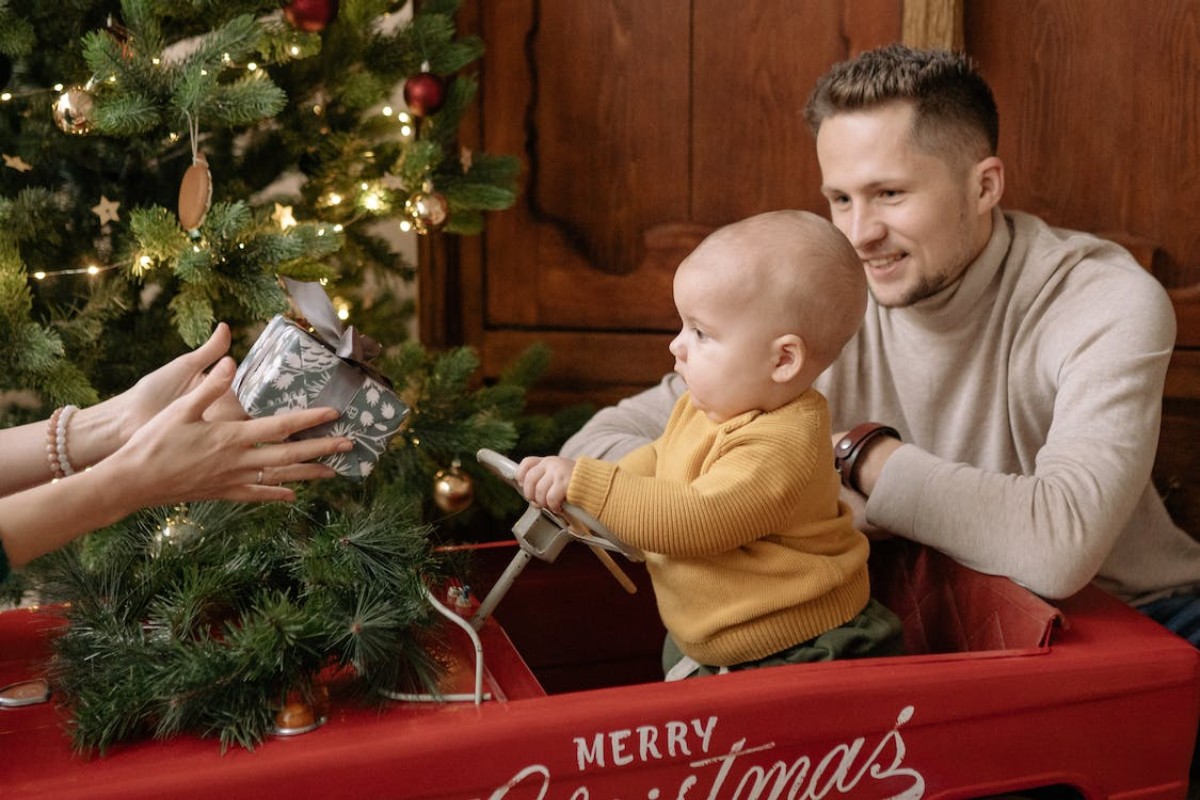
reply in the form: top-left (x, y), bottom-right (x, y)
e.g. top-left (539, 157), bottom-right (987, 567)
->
top-left (567, 389), bottom-right (869, 666)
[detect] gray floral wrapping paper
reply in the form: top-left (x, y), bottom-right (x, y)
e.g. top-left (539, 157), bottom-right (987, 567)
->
top-left (233, 315), bottom-right (407, 480)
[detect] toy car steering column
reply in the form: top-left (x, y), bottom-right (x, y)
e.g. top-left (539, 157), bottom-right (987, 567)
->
top-left (469, 449), bottom-right (643, 631)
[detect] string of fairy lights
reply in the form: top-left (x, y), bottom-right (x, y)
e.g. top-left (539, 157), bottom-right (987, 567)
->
top-left (2, 30), bottom-right (444, 293)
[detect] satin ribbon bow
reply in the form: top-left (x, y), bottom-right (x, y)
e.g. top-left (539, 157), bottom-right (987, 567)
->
top-left (282, 277), bottom-right (390, 386)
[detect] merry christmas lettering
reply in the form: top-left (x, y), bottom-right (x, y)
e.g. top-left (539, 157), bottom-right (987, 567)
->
top-left (574, 716), bottom-right (719, 770)
top-left (482, 706), bottom-right (925, 800)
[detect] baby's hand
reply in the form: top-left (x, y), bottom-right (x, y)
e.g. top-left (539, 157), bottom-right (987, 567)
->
top-left (515, 455), bottom-right (576, 513)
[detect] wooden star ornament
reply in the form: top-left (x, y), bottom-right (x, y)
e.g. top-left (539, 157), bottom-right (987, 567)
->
top-left (3, 154), bottom-right (32, 172)
top-left (91, 195), bottom-right (121, 225)
top-left (272, 203), bottom-right (297, 229)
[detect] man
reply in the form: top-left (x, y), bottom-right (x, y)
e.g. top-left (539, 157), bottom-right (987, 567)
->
top-left (560, 44), bottom-right (1200, 643)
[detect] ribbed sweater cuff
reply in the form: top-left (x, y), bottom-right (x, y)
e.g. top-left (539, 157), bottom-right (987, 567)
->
top-left (567, 457), bottom-right (620, 517)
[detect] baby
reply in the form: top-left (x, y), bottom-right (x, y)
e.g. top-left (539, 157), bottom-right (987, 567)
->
top-left (518, 210), bottom-right (902, 678)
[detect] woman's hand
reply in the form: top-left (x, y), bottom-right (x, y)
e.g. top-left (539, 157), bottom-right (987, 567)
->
top-left (69, 323), bottom-right (245, 471)
top-left (107, 356), bottom-right (351, 506)
top-left (118, 322), bottom-right (244, 437)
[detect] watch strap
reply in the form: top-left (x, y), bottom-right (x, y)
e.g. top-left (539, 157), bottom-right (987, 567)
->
top-left (834, 422), bottom-right (900, 493)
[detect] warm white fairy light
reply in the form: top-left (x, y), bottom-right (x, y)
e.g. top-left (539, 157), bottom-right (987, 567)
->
top-left (290, 46), bottom-right (300, 56)
top-left (1, 93), bottom-right (11, 102)
top-left (30, 262), bottom-right (122, 281)
top-left (382, 106), bottom-right (394, 117)
top-left (399, 219), bottom-right (413, 233)
top-left (400, 123), bottom-right (413, 137)
top-left (333, 224), bottom-right (344, 232)
top-left (53, 83), bottom-right (63, 92)
top-left (246, 62), bottom-right (258, 72)
top-left (333, 297), bottom-right (350, 320)
top-left (327, 193), bottom-right (342, 206)
top-left (138, 255), bottom-right (152, 269)
top-left (362, 193), bottom-right (382, 211)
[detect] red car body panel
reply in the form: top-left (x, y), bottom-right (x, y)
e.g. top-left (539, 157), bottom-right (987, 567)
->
top-left (1, 540), bottom-right (1197, 799)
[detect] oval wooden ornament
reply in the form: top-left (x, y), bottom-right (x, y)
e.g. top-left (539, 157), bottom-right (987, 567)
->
top-left (178, 153), bottom-right (212, 232)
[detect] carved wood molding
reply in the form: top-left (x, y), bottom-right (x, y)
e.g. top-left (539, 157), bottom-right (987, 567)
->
top-left (902, 0), bottom-right (963, 50)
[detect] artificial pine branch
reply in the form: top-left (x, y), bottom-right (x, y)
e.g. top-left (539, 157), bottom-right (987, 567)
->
top-left (33, 495), bottom-right (446, 753)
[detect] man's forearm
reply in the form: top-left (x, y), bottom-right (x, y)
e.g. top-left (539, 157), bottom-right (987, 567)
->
top-left (560, 373), bottom-right (684, 460)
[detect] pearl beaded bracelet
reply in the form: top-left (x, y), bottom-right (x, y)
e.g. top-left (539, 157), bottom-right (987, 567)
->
top-left (46, 404), bottom-right (79, 480)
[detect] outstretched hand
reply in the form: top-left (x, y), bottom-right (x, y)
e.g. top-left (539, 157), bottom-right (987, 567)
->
top-left (108, 355), bottom-right (351, 506)
top-left (516, 455), bottom-right (576, 513)
top-left (117, 323), bottom-right (245, 441)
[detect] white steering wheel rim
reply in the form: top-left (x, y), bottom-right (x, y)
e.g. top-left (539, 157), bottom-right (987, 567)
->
top-left (475, 448), bottom-right (641, 560)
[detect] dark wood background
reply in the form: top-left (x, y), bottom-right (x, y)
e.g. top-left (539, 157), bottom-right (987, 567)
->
top-left (422, 0), bottom-right (1200, 532)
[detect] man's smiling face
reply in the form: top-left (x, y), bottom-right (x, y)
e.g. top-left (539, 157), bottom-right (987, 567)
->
top-left (816, 101), bottom-right (994, 308)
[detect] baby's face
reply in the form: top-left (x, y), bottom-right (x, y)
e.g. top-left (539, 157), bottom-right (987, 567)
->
top-left (668, 255), bottom-right (780, 423)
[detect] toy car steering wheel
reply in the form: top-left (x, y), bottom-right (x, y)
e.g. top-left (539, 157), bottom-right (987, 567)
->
top-left (476, 449), bottom-right (644, 565)
top-left (476, 449), bottom-right (643, 562)
top-left (466, 449), bottom-right (642, 627)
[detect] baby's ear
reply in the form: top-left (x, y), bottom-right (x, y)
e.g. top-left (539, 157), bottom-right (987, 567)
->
top-left (771, 334), bottom-right (806, 383)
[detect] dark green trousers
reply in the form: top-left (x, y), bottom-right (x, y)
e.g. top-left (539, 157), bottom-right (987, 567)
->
top-left (662, 597), bottom-right (904, 679)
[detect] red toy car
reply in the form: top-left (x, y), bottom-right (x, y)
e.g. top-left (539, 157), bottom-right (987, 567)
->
top-left (2, 454), bottom-right (1197, 799)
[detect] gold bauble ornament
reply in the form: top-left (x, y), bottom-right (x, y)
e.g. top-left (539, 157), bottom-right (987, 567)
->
top-left (275, 701), bottom-right (315, 730)
top-left (272, 681), bottom-right (329, 736)
top-left (433, 461), bottom-right (474, 514)
top-left (52, 85), bottom-right (95, 135)
top-left (404, 180), bottom-right (449, 235)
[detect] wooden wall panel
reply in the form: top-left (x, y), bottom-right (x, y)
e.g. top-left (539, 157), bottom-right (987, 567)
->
top-left (691, 3), bottom-right (844, 222)
top-left (454, 0), bottom-right (900, 406)
top-left (529, 3), bottom-right (691, 280)
top-left (965, 0), bottom-right (1200, 291)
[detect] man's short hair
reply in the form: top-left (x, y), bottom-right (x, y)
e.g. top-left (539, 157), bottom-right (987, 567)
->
top-left (803, 44), bottom-right (999, 167)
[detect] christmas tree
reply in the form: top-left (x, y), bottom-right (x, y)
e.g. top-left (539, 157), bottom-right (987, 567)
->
top-left (0, 0), bottom-right (586, 751)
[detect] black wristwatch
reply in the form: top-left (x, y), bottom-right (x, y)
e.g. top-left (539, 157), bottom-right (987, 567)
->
top-left (834, 422), bottom-right (900, 493)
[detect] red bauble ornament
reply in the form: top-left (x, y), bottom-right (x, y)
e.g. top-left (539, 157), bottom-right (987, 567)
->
top-left (283, 0), bottom-right (339, 32)
top-left (403, 72), bottom-right (448, 117)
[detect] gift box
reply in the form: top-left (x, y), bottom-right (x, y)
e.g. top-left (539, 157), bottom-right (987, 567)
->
top-left (233, 280), bottom-right (407, 480)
